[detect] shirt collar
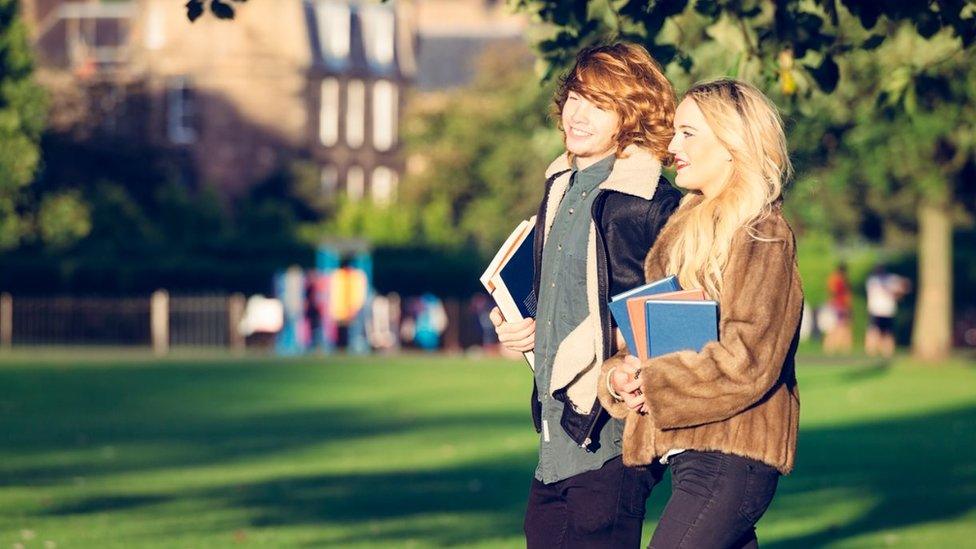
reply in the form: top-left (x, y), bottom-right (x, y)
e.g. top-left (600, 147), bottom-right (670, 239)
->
top-left (545, 145), bottom-right (664, 200)
top-left (571, 153), bottom-right (616, 192)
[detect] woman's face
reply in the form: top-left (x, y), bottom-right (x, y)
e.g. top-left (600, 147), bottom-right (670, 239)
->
top-left (668, 98), bottom-right (732, 197)
top-left (562, 91), bottom-right (620, 167)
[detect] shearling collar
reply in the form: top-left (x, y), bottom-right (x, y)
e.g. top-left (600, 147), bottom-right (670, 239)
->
top-left (544, 144), bottom-right (663, 200)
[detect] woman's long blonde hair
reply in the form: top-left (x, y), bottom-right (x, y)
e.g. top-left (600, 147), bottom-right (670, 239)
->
top-left (665, 79), bottom-right (793, 300)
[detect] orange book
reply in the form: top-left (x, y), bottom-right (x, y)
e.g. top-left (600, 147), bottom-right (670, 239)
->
top-left (626, 289), bottom-right (707, 359)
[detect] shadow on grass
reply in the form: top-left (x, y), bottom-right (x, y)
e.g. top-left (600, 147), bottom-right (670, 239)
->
top-left (765, 404), bottom-right (976, 547)
top-left (36, 457), bottom-right (535, 546)
top-left (837, 359), bottom-right (892, 382)
top-left (29, 404), bottom-right (976, 547)
top-left (0, 360), bottom-right (531, 486)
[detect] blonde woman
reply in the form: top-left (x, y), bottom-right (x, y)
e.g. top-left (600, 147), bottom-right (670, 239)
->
top-left (601, 79), bottom-right (803, 548)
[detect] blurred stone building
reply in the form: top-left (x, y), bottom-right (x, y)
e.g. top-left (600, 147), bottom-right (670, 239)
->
top-left (22, 0), bottom-right (417, 204)
top-left (21, 0), bottom-right (530, 206)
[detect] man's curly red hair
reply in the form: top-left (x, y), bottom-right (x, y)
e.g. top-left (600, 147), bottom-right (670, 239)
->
top-left (553, 43), bottom-right (675, 161)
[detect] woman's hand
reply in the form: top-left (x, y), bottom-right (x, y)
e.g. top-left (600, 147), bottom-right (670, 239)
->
top-left (489, 307), bottom-right (535, 353)
top-left (612, 355), bottom-right (649, 414)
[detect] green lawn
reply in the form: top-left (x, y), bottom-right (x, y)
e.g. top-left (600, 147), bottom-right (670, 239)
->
top-left (1, 351), bottom-right (974, 548)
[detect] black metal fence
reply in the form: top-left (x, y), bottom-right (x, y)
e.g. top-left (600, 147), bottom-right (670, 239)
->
top-left (0, 293), bottom-right (238, 350)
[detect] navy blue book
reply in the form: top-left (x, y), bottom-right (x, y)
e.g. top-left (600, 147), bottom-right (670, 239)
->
top-left (608, 275), bottom-right (680, 355)
top-left (496, 225), bottom-right (538, 319)
top-left (644, 299), bottom-right (719, 357)
top-left (480, 218), bottom-right (538, 370)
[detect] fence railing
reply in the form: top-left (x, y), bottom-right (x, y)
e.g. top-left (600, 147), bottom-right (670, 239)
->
top-left (0, 292), bottom-right (497, 355)
top-left (0, 291), bottom-right (245, 353)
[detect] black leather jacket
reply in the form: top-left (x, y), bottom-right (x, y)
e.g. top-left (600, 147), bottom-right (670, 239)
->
top-left (530, 170), bottom-right (681, 449)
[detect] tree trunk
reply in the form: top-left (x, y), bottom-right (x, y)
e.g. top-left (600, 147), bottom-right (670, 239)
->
top-left (911, 200), bottom-right (953, 361)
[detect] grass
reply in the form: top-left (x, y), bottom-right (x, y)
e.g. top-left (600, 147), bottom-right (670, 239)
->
top-left (0, 350), bottom-right (974, 548)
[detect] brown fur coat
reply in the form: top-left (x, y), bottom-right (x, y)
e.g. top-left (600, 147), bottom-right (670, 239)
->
top-left (597, 199), bottom-right (803, 474)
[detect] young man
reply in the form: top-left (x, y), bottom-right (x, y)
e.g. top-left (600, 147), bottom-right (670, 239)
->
top-left (490, 43), bottom-right (681, 547)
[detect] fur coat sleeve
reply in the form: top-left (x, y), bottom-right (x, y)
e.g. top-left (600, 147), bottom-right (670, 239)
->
top-left (639, 214), bottom-right (804, 430)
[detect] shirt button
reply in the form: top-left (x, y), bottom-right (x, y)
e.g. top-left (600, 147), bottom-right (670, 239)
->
top-left (581, 192), bottom-right (587, 198)
top-left (551, 282), bottom-right (556, 288)
top-left (557, 244), bottom-right (563, 251)
top-left (569, 208), bottom-right (575, 215)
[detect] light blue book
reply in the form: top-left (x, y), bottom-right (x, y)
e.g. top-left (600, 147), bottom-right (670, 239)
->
top-left (608, 275), bottom-right (680, 354)
top-left (644, 299), bottom-right (719, 357)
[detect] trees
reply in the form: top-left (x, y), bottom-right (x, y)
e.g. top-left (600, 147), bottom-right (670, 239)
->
top-left (799, 28), bottom-right (975, 360)
top-left (0, 0), bottom-right (46, 249)
top-left (513, 1), bottom-right (975, 360)
top-left (396, 44), bottom-right (562, 256)
top-left (516, 1), bottom-right (974, 94)
top-left (186, 0), bottom-right (974, 357)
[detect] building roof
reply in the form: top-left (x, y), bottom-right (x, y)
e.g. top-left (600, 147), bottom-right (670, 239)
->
top-left (305, 0), bottom-right (405, 78)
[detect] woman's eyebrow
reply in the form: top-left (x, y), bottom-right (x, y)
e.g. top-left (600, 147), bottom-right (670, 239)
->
top-left (677, 124), bottom-right (697, 131)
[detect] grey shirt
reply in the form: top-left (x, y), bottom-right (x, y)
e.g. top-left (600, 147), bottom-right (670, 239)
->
top-left (534, 153), bottom-right (623, 484)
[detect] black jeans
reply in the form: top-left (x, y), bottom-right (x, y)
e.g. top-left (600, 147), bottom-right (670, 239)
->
top-left (650, 451), bottom-right (781, 549)
top-left (525, 456), bottom-right (666, 549)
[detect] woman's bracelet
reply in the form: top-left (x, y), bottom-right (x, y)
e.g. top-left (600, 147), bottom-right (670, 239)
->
top-left (606, 366), bottom-right (625, 401)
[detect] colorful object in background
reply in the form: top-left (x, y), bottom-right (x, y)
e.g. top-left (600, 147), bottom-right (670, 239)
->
top-left (329, 267), bottom-right (366, 323)
top-left (273, 241), bottom-right (374, 356)
top-left (315, 247), bottom-right (340, 354)
top-left (345, 251), bottom-right (373, 354)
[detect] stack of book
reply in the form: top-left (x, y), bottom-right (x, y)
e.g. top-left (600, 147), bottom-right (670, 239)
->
top-left (609, 275), bottom-right (719, 360)
top-left (480, 217), bottom-right (537, 370)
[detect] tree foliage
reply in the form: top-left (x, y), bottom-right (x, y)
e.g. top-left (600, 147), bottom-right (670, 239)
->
top-left (185, 0), bottom-right (248, 21)
top-left (516, 1), bottom-right (975, 95)
top-left (397, 45), bottom-right (563, 255)
top-left (0, 0), bottom-right (47, 250)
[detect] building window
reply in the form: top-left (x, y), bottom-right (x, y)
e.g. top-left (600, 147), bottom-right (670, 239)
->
top-left (319, 78), bottom-right (340, 146)
top-left (346, 79), bottom-right (365, 148)
top-left (360, 5), bottom-right (395, 71)
top-left (321, 165), bottom-right (339, 198)
top-left (166, 76), bottom-right (196, 145)
top-left (315, 1), bottom-right (350, 67)
top-left (372, 80), bottom-right (397, 151)
top-left (371, 166), bottom-right (397, 205)
top-left (346, 165), bottom-right (365, 201)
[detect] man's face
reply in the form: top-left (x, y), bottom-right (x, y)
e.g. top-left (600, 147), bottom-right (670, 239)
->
top-left (561, 91), bottom-right (620, 164)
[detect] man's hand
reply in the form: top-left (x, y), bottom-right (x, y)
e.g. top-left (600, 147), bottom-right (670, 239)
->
top-left (490, 307), bottom-right (535, 353)
top-left (612, 355), bottom-right (648, 414)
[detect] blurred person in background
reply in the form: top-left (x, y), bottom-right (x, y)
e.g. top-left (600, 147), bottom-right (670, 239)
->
top-left (491, 42), bottom-right (680, 548)
top-left (415, 292), bottom-right (447, 350)
top-left (865, 264), bottom-right (911, 358)
top-left (824, 263), bottom-right (853, 354)
top-left (469, 293), bottom-right (498, 351)
top-left (367, 293), bottom-right (400, 351)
